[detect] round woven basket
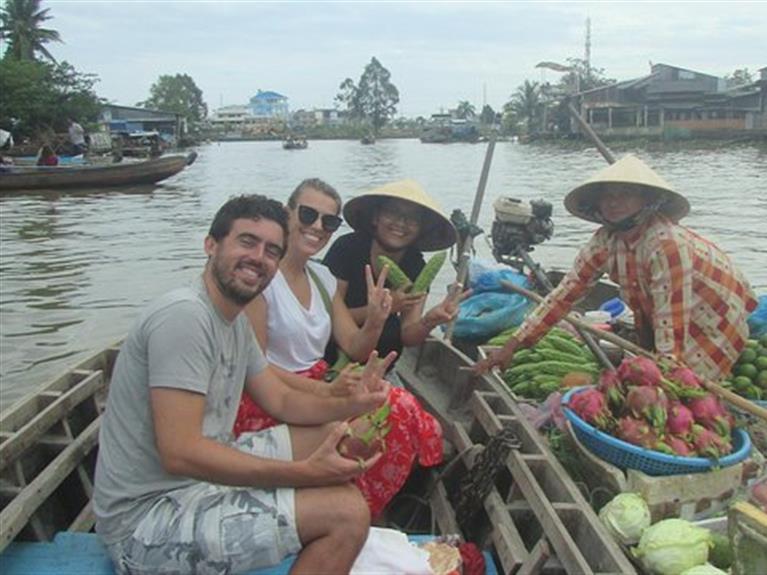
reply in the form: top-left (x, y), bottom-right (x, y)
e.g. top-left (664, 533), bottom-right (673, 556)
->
top-left (562, 386), bottom-right (752, 476)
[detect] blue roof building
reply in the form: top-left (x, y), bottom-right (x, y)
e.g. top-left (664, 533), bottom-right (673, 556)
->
top-left (249, 90), bottom-right (289, 119)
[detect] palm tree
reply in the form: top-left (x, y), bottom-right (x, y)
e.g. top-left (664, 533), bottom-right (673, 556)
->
top-left (455, 100), bottom-right (476, 120)
top-left (509, 80), bottom-right (541, 135)
top-left (0, 0), bottom-right (62, 62)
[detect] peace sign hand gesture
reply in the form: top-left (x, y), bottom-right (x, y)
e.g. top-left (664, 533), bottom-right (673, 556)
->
top-left (360, 350), bottom-right (397, 395)
top-left (364, 264), bottom-right (392, 329)
top-left (420, 283), bottom-right (472, 331)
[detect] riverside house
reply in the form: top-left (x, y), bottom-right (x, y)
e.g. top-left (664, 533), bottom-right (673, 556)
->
top-left (571, 64), bottom-right (767, 139)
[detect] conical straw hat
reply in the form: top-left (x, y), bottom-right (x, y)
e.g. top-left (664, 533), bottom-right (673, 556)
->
top-left (343, 179), bottom-right (457, 251)
top-left (564, 154), bottom-right (690, 223)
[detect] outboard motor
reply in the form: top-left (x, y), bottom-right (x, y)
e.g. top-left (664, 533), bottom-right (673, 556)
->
top-left (490, 198), bottom-right (554, 271)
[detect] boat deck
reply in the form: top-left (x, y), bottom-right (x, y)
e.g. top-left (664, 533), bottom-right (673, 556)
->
top-left (2, 532), bottom-right (498, 575)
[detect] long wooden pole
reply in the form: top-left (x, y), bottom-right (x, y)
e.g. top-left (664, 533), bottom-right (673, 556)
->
top-left (445, 133), bottom-right (497, 341)
top-left (499, 279), bottom-right (767, 421)
top-left (567, 102), bottom-right (616, 164)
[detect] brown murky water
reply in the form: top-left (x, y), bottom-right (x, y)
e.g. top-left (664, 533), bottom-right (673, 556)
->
top-left (1, 139), bottom-right (765, 408)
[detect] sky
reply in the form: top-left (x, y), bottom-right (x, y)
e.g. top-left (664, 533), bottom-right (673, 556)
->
top-left (19, 1), bottom-right (767, 118)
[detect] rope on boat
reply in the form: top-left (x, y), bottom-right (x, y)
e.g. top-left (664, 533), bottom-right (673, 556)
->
top-left (451, 426), bottom-right (521, 529)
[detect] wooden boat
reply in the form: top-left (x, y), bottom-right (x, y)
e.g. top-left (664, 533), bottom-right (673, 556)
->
top-left (282, 137), bottom-right (308, 150)
top-left (0, 332), bottom-right (640, 574)
top-left (0, 152), bottom-right (197, 192)
top-left (360, 135), bottom-right (376, 145)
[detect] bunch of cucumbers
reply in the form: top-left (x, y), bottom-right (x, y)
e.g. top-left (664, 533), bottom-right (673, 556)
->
top-left (721, 334), bottom-right (767, 401)
top-left (497, 327), bottom-right (601, 401)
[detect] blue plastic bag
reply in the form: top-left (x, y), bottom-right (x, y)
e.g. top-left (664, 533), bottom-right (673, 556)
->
top-left (748, 295), bottom-right (767, 338)
top-left (452, 291), bottom-right (532, 341)
top-left (471, 268), bottom-right (529, 294)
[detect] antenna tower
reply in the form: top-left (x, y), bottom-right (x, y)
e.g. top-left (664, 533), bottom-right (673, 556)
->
top-left (585, 17), bottom-right (591, 83)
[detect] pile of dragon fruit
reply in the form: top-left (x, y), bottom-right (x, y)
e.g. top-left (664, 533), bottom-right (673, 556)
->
top-left (567, 356), bottom-right (736, 458)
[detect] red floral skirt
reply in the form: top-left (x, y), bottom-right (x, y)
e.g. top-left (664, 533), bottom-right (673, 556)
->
top-left (233, 360), bottom-right (443, 517)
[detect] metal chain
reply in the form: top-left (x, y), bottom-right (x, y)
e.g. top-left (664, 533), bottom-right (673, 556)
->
top-left (452, 425), bottom-right (521, 524)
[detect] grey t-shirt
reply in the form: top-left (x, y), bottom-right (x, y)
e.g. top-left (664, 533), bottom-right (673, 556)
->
top-left (93, 279), bottom-right (267, 544)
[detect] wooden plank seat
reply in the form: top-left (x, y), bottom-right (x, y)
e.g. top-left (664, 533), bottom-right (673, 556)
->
top-left (1, 532), bottom-right (499, 575)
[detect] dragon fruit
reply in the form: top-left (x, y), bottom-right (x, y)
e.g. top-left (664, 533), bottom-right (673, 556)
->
top-left (337, 403), bottom-right (391, 461)
top-left (616, 416), bottom-right (659, 450)
top-left (663, 435), bottom-right (696, 457)
top-left (687, 394), bottom-right (734, 437)
top-left (667, 366), bottom-right (703, 390)
top-left (617, 356), bottom-right (663, 387)
top-left (569, 388), bottom-right (613, 430)
top-left (666, 401), bottom-right (695, 436)
top-left (597, 370), bottom-right (625, 411)
top-left (691, 424), bottom-right (732, 458)
top-left (626, 386), bottom-right (669, 434)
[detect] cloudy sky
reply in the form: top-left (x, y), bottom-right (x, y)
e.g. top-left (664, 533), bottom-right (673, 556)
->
top-left (33, 1), bottom-right (767, 118)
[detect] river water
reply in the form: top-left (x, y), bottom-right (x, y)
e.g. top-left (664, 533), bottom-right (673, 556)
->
top-left (1, 139), bottom-right (765, 408)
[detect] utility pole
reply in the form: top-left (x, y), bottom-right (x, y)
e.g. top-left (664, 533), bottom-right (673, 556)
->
top-left (585, 17), bottom-right (592, 86)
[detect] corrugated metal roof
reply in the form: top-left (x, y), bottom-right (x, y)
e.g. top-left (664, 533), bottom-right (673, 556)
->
top-left (253, 90), bottom-right (287, 100)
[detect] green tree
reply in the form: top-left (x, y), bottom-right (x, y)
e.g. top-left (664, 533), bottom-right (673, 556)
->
top-left (500, 103), bottom-right (519, 135)
top-left (0, 58), bottom-right (102, 138)
top-left (0, 0), bottom-right (61, 62)
top-left (336, 57), bottom-right (399, 136)
top-left (479, 104), bottom-right (496, 125)
top-left (455, 100), bottom-right (476, 119)
top-left (335, 77), bottom-right (362, 120)
top-left (140, 74), bottom-right (207, 121)
top-left (507, 80), bottom-right (542, 135)
top-left (556, 57), bottom-right (614, 94)
top-left (724, 68), bottom-right (754, 87)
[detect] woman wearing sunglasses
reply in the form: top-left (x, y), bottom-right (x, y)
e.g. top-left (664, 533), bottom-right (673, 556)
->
top-left (323, 179), bottom-right (466, 372)
top-left (234, 178), bottom-right (444, 519)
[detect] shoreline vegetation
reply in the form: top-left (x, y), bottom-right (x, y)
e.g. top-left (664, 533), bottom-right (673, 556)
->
top-left (2, 2), bottom-right (764, 159)
top-left (205, 129), bottom-right (767, 148)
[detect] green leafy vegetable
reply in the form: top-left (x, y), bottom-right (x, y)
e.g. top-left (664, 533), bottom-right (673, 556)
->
top-left (598, 492), bottom-right (651, 546)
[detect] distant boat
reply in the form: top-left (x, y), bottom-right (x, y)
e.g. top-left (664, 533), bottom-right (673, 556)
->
top-left (420, 117), bottom-right (480, 144)
top-left (360, 135), bottom-right (376, 145)
top-left (0, 152), bottom-right (197, 193)
top-left (283, 137), bottom-right (308, 150)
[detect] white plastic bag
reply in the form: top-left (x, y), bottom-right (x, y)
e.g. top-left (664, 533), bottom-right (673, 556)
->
top-left (351, 527), bottom-right (433, 574)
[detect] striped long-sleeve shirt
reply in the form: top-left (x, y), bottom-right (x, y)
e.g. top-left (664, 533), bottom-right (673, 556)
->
top-left (514, 214), bottom-right (758, 380)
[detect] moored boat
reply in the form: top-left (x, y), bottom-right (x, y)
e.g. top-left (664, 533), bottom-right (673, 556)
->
top-left (0, 152), bottom-right (197, 193)
top-left (0, 333), bottom-right (639, 574)
top-left (282, 137), bottom-right (308, 150)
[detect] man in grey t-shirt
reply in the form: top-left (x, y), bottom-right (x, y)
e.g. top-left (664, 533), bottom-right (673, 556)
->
top-left (94, 195), bottom-right (394, 575)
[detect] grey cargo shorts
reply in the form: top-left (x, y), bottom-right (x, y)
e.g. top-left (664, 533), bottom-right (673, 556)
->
top-left (106, 425), bottom-right (301, 575)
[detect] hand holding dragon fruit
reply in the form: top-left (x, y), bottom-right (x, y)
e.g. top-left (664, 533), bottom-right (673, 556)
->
top-left (337, 403), bottom-right (391, 462)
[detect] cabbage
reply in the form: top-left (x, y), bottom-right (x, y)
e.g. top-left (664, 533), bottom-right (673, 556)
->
top-left (679, 564), bottom-right (728, 575)
top-left (633, 518), bottom-right (712, 575)
top-left (598, 492), bottom-right (651, 545)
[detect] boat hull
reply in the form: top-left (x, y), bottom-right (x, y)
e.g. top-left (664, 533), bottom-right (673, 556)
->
top-left (0, 153), bottom-right (196, 192)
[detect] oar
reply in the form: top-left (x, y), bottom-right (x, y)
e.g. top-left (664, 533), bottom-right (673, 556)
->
top-left (444, 132), bottom-right (497, 341)
top-left (499, 279), bottom-right (767, 422)
top-left (567, 102), bottom-right (615, 164)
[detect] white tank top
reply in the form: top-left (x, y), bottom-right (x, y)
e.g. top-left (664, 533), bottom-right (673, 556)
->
top-left (262, 261), bottom-right (337, 371)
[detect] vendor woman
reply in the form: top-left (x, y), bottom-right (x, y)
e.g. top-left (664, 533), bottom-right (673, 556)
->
top-left (478, 154), bottom-right (758, 381)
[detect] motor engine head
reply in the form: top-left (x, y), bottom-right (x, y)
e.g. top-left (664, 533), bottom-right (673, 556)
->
top-left (491, 197), bottom-right (554, 260)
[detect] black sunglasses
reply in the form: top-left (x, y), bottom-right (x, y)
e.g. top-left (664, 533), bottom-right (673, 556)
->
top-left (297, 205), bottom-right (343, 232)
